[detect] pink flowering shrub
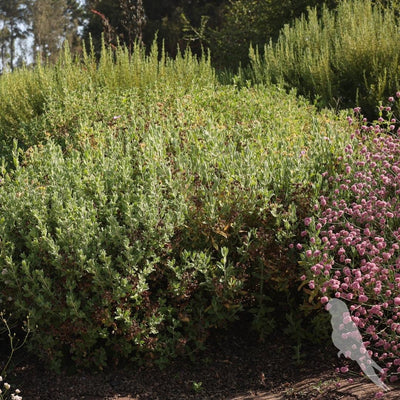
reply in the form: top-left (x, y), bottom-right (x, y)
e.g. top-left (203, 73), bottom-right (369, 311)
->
top-left (300, 94), bottom-right (400, 381)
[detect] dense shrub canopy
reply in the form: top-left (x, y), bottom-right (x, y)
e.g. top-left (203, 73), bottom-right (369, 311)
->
top-left (0, 43), bottom-right (354, 370)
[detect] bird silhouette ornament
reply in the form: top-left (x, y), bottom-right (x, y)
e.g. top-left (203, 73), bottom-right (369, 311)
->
top-left (327, 298), bottom-right (391, 391)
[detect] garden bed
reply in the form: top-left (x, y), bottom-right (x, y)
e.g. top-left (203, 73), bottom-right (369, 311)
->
top-left (3, 326), bottom-right (399, 400)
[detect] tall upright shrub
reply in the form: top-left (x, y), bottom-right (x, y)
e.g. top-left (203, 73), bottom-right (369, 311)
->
top-left (250, 0), bottom-right (400, 118)
top-left (209, 0), bottom-right (339, 69)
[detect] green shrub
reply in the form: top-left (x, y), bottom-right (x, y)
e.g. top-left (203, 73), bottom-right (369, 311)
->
top-left (0, 43), bottom-right (355, 369)
top-left (0, 137), bottom-right (248, 370)
top-left (250, 0), bottom-right (400, 118)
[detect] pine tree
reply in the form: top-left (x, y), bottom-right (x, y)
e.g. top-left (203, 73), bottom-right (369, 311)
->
top-left (0, 0), bottom-right (31, 71)
top-left (32, 0), bottom-right (83, 63)
top-left (120, 0), bottom-right (145, 47)
top-left (84, 0), bottom-right (146, 51)
top-left (65, 0), bottom-right (84, 50)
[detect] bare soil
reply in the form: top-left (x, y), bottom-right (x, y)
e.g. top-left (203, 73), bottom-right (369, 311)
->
top-left (3, 328), bottom-right (400, 400)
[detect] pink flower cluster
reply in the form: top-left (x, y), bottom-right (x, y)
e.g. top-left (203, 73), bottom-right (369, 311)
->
top-left (301, 96), bottom-right (400, 380)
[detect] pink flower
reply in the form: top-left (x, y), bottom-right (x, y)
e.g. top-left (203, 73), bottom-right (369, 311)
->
top-left (388, 96), bottom-right (395, 102)
top-left (304, 217), bottom-right (312, 226)
top-left (359, 294), bottom-right (368, 302)
top-left (394, 297), bottom-right (400, 306)
top-left (320, 296), bottom-right (329, 304)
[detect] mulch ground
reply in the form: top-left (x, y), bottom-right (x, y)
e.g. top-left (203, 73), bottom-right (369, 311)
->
top-left (2, 327), bottom-right (400, 400)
